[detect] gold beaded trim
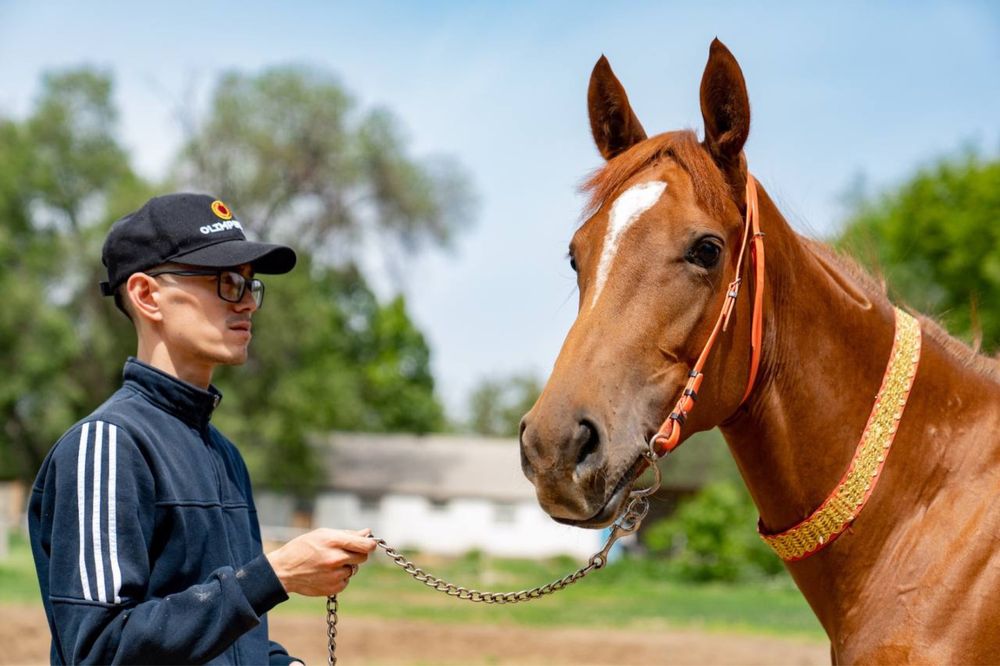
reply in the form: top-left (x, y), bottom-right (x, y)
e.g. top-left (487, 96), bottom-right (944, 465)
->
top-left (759, 307), bottom-right (922, 561)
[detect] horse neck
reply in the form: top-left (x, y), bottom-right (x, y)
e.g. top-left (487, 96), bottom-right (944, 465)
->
top-left (720, 184), bottom-right (898, 530)
top-left (719, 184), bottom-right (1000, 640)
top-left (713, 185), bottom-right (906, 630)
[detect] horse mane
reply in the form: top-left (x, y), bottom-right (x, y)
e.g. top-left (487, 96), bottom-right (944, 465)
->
top-left (916, 315), bottom-right (1000, 381)
top-left (804, 239), bottom-right (1000, 382)
top-left (581, 130), bottom-right (731, 218)
top-left (803, 238), bottom-right (890, 300)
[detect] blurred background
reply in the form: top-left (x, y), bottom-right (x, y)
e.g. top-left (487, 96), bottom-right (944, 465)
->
top-left (1, 2), bottom-right (998, 664)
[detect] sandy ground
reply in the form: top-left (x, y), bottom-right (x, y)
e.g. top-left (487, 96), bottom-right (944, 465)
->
top-left (2, 604), bottom-right (829, 665)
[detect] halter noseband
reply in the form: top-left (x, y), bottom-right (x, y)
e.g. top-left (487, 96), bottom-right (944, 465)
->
top-left (649, 172), bottom-right (765, 458)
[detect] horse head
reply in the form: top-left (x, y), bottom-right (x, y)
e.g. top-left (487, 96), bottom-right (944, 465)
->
top-left (520, 39), bottom-right (761, 527)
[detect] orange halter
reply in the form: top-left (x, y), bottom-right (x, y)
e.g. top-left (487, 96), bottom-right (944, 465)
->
top-left (643, 174), bottom-right (923, 562)
top-left (649, 173), bottom-right (765, 458)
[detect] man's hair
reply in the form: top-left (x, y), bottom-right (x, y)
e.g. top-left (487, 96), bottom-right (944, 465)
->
top-left (114, 285), bottom-right (135, 321)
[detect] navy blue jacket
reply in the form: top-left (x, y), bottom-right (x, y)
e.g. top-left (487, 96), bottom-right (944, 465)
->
top-left (29, 358), bottom-right (296, 665)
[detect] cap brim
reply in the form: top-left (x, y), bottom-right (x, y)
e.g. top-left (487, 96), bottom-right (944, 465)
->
top-left (169, 239), bottom-right (297, 274)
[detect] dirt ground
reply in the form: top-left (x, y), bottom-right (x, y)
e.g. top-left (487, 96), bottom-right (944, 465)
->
top-left (2, 604), bottom-right (829, 665)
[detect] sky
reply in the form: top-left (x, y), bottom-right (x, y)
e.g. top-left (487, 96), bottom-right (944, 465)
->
top-left (1, 2), bottom-right (998, 417)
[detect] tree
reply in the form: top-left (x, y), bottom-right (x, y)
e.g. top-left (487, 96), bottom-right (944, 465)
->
top-left (175, 66), bottom-right (475, 273)
top-left (838, 151), bottom-right (1000, 349)
top-left (466, 373), bottom-right (542, 438)
top-left (0, 70), bottom-right (151, 480)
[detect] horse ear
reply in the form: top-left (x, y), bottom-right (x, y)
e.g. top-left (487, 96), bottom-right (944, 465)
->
top-left (700, 39), bottom-right (750, 170)
top-left (588, 55), bottom-right (647, 161)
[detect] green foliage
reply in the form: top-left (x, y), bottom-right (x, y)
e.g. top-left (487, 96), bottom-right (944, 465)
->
top-left (360, 294), bottom-right (443, 432)
top-left (838, 151), bottom-right (1000, 348)
top-left (27, 70), bottom-right (132, 223)
top-left (466, 373), bottom-right (541, 437)
top-left (0, 70), bottom-right (144, 480)
top-left (644, 481), bottom-right (785, 583)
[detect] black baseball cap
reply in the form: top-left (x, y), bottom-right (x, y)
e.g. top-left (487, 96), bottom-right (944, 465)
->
top-left (99, 193), bottom-right (297, 296)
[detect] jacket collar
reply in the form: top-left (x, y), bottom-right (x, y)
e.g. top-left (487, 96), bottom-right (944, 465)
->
top-left (122, 357), bottom-right (222, 428)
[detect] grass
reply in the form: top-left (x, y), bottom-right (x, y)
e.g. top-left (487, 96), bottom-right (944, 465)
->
top-left (0, 532), bottom-right (42, 603)
top-left (3, 533), bottom-right (824, 640)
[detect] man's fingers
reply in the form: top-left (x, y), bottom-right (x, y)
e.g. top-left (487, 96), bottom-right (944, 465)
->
top-left (325, 551), bottom-right (368, 575)
top-left (336, 532), bottom-right (378, 553)
top-left (334, 567), bottom-right (351, 590)
top-left (340, 551), bottom-right (369, 565)
top-left (314, 527), bottom-right (376, 553)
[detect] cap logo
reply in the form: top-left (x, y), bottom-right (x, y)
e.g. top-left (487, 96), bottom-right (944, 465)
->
top-left (211, 200), bottom-right (233, 220)
top-left (200, 219), bottom-right (244, 235)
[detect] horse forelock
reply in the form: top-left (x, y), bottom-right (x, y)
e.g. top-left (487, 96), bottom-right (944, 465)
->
top-left (581, 130), bottom-right (731, 220)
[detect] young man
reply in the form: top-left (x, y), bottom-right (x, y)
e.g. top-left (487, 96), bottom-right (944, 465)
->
top-left (28, 193), bottom-right (376, 664)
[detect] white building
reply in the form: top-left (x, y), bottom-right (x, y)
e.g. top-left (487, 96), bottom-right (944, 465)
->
top-left (256, 432), bottom-right (606, 559)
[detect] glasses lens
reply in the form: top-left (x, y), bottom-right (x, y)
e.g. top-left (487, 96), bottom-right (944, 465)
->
top-left (249, 279), bottom-right (264, 308)
top-left (218, 272), bottom-right (245, 303)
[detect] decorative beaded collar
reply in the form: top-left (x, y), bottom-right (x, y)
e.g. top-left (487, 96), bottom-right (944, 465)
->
top-left (759, 307), bottom-right (922, 561)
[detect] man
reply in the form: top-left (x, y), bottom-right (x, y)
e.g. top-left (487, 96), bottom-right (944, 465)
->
top-left (28, 193), bottom-right (376, 664)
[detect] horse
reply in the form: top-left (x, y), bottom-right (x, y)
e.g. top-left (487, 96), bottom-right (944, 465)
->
top-left (519, 38), bottom-right (1000, 663)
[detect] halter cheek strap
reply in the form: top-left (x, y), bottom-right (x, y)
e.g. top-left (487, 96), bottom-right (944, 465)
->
top-left (649, 173), bottom-right (765, 457)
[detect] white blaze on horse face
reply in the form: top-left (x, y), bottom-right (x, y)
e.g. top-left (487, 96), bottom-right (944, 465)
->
top-left (590, 180), bottom-right (667, 309)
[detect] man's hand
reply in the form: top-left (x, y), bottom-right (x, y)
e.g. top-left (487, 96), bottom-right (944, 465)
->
top-left (267, 528), bottom-right (376, 596)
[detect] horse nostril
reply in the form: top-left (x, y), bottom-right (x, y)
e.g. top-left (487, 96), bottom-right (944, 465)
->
top-left (519, 417), bottom-right (536, 480)
top-left (574, 419), bottom-right (602, 470)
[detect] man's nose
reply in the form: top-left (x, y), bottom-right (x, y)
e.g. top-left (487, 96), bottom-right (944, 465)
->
top-left (234, 288), bottom-right (258, 313)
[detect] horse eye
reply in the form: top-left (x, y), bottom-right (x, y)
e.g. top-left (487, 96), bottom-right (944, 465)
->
top-left (569, 254), bottom-right (578, 273)
top-left (686, 238), bottom-right (722, 269)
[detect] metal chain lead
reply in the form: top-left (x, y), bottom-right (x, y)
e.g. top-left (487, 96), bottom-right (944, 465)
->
top-left (325, 594), bottom-right (338, 666)
top-left (326, 446), bottom-right (662, 663)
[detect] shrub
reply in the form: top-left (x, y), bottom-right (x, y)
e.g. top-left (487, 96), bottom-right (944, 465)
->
top-left (644, 481), bottom-right (785, 582)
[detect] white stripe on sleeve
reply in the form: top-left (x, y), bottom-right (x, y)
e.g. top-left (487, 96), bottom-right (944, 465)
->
top-left (91, 421), bottom-right (107, 603)
top-left (107, 424), bottom-right (122, 604)
top-left (76, 422), bottom-right (93, 601)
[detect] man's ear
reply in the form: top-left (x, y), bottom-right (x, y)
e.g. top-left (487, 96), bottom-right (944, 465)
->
top-left (125, 273), bottom-right (164, 323)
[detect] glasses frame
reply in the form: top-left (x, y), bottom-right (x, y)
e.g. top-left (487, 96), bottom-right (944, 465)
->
top-left (145, 269), bottom-right (265, 308)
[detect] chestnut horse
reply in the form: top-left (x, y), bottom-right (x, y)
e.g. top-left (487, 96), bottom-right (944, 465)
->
top-left (520, 39), bottom-right (1000, 663)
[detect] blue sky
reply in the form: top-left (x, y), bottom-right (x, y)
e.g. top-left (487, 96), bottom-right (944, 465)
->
top-left (2, 2), bottom-right (998, 415)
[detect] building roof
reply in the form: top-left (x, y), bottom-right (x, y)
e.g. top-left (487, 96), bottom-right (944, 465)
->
top-left (319, 432), bottom-right (536, 501)
top-left (316, 431), bottom-right (732, 502)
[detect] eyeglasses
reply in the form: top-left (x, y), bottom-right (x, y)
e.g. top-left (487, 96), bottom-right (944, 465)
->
top-left (146, 269), bottom-right (265, 308)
